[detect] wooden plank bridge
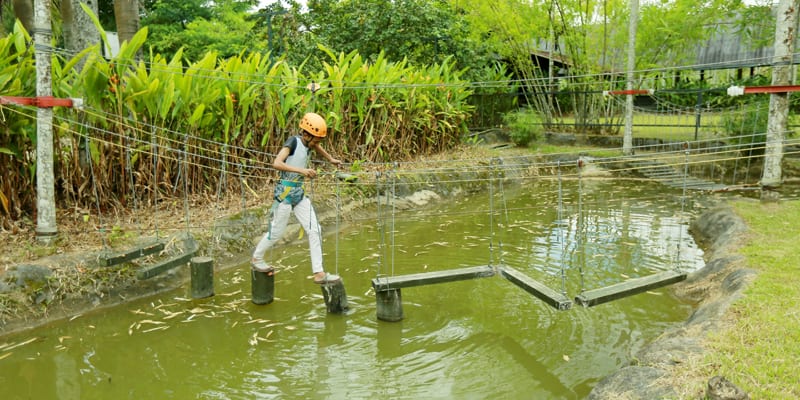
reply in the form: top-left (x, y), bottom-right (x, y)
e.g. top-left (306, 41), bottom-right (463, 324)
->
top-left (370, 264), bottom-right (686, 321)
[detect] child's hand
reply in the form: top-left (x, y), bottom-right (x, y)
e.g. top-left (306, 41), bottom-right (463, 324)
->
top-left (302, 168), bottom-right (318, 178)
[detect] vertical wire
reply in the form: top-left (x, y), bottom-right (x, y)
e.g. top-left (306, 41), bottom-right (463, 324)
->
top-left (334, 172), bottom-right (341, 275)
top-left (182, 132), bottom-right (191, 234)
top-left (85, 130), bottom-right (108, 250)
top-left (488, 158), bottom-right (495, 267)
top-left (744, 104), bottom-right (763, 184)
top-left (238, 162), bottom-right (246, 214)
top-left (676, 142), bottom-right (690, 271)
top-left (375, 171), bottom-right (385, 279)
top-left (151, 126), bottom-right (160, 240)
top-left (557, 161), bottom-right (567, 297)
top-left (498, 158), bottom-right (509, 268)
top-left (391, 163), bottom-right (398, 277)
top-left (577, 159), bottom-right (585, 293)
top-left (125, 133), bottom-right (141, 238)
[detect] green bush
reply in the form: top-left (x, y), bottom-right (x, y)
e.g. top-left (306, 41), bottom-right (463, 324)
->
top-left (721, 102), bottom-right (768, 156)
top-left (502, 107), bottom-right (543, 147)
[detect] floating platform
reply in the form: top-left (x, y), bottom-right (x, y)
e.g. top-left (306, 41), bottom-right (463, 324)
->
top-left (499, 266), bottom-right (572, 310)
top-left (371, 265), bottom-right (495, 322)
top-left (371, 265), bottom-right (495, 291)
top-left (574, 270), bottom-right (687, 307)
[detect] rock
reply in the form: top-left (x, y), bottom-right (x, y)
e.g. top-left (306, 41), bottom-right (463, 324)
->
top-left (707, 375), bottom-right (749, 400)
top-left (6, 264), bottom-right (53, 289)
top-left (586, 366), bottom-right (675, 399)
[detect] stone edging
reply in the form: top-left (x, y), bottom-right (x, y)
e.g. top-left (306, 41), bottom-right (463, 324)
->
top-left (587, 204), bottom-right (754, 399)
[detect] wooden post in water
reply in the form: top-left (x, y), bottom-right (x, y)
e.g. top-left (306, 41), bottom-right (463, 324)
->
top-left (320, 277), bottom-right (348, 313)
top-left (375, 288), bottom-right (403, 322)
top-left (190, 256), bottom-right (214, 298)
top-left (251, 269), bottom-right (274, 305)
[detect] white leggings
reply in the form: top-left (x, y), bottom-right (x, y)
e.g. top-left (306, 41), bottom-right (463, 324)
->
top-left (252, 197), bottom-right (324, 274)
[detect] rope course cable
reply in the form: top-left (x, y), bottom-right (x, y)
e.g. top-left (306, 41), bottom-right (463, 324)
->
top-left (556, 161), bottom-right (568, 298)
top-left (576, 158), bottom-right (586, 295)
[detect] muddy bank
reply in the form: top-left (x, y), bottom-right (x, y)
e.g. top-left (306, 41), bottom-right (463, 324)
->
top-left (587, 204), bottom-right (754, 399)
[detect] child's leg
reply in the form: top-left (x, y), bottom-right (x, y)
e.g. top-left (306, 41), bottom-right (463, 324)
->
top-left (293, 197), bottom-right (324, 274)
top-left (252, 202), bottom-right (292, 263)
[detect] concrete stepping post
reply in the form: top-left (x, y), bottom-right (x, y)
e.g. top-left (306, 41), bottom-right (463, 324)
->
top-left (320, 278), bottom-right (348, 314)
top-left (190, 256), bottom-right (214, 299)
top-left (251, 269), bottom-right (274, 305)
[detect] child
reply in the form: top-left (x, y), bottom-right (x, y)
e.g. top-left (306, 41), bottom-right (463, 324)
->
top-left (251, 112), bottom-right (342, 284)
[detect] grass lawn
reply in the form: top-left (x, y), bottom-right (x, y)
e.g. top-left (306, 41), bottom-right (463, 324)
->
top-left (698, 200), bottom-right (800, 398)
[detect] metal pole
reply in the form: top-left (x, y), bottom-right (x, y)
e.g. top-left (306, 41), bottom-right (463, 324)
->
top-left (694, 90), bottom-right (702, 141)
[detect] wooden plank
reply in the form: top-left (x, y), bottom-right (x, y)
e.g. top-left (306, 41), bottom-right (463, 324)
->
top-left (499, 266), bottom-right (572, 310)
top-left (100, 241), bottom-right (165, 267)
top-left (137, 248), bottom-right (198, 280)
top-left (574, 270), bottom-right (687, 307)
top-left (371, 265), bottom-right (495, 291)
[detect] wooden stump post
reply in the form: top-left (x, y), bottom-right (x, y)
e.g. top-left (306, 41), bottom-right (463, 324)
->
top-left (190, 256), bottom-right (214, 299)
top-left (320, 278), bottom-right (348, 314)
top-left (251, 269), bottom-right (274, 305)
top-left (375, 288), bottom-right (403, 322)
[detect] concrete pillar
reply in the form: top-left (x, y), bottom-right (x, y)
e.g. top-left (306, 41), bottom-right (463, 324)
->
top-left (320, 278), bottom-right (348, 314)
top-left (375, 288), bottom-right (403, 322)
top-left (190, 256), bottom-right (214, 299)
top-left (251, 269), bottom-right (274, 305)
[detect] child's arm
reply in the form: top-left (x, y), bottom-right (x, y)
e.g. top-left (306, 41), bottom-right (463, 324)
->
top-left (313, 144), bottom-right (342, 166)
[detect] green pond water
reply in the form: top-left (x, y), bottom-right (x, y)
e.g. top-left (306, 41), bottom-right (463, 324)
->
top-left (0, 179), bottom-right (705, 399)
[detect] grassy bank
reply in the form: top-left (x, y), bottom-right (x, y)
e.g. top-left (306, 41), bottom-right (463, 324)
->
top-left (699, 200), bottom-right (800, 398)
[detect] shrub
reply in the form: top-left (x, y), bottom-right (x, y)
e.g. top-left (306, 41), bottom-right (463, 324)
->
top-left (721, 102), bottom-right (768, 156)
top-left (502, 107), bottom-right (544, 147)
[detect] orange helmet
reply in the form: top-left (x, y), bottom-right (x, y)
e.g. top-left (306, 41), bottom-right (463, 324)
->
top-left (299, 112), bottom-right (327, 137)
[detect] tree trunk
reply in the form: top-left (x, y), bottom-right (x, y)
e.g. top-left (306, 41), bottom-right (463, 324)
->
top-left (13, 0), bottom-right (34, 33)
top-left (761, 0), bottom-right (797, 193)
top-left (61, 0), bottom-right (101, 70)
top-left (114, 0), bottom-right (139, 47)
top-left (623, 0), bottom-right (638, 156)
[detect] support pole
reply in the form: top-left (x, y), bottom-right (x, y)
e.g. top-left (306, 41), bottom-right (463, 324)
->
top-left (623, 0), bottom-right (639, 156)
top-left (190, 256), bottom-right (214, 298)
top-left (34, 0), bottom-right (57, 242)
top-left (251, 269), bottom-right (274, 305)
top-left (320, 278), bottom-right (348, 314)
top-left (375, 288), bottom-right (403, 322)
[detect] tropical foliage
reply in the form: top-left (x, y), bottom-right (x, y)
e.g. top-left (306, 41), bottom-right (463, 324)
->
top-left (0, 22), bottom-right (477, 226)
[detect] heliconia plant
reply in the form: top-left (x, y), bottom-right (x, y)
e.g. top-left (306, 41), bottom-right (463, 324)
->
top-left (0, 18), bottom-right (477, 225)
